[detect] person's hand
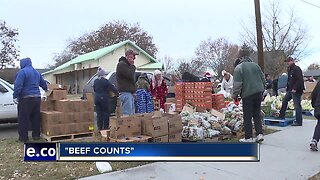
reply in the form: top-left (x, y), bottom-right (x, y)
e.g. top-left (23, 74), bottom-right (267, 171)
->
top-left (13, 98), bottom-right (18, 104)
top-left (291, 89), bottom-right (296, 93)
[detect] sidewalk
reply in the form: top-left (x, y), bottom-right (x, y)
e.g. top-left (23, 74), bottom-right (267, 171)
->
top-left (81, 119), bottom-right (320, 180)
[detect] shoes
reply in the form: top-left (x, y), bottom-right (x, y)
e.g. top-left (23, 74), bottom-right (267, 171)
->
top-left (310, 139), bottom-right (318, 151)
top-left (239, 138), bottom-right (256, 142)
top-left (291, 123), bottom-right (302, 126)
top-left (256, 134), bottom-right (264, 143)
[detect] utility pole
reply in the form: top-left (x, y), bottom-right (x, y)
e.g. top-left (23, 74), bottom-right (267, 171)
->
top-left (254, 0), bottom-right (264, 72)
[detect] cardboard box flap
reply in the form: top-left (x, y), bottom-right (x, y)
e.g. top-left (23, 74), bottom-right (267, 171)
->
top-left (210, 109), bottom-right (225, 120)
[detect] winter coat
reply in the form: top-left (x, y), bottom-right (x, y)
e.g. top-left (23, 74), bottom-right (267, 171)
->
top-left (232, 57), bottom-right (265, 99)
top-left (286, 63), bottom-right (304, 93)
top-left (221, 75), bottom-right (234, 94)
top-left (116, 56), bottom-right (136, 93)
top-left (311, 81), bottom-right (320, 117)
top-left (13, 58), bottom-right (48, 99)
top-left (135, 89), bottom-right (154, 114)
top-left (150, 78), bottom-right (168, 110)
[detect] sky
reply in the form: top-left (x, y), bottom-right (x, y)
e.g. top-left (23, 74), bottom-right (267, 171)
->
top-left (1, 0), bottom-right (320, 70)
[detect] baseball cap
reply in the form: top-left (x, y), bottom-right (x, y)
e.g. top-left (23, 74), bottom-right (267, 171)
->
top-left (125, 49), bottom-right (139, 56)
top-left (284, 57), bottom-right (294, 62)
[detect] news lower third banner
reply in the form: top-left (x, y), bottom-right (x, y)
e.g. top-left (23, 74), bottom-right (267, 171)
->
top-left (24, 143), bottom-right (260, 162)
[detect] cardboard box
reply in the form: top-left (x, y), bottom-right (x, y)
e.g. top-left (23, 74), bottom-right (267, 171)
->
top-left (41, 111), bottom-right (64, 125)
top-left (109, 116), bottom-right (141, 138)
top-left (133, 135), bottom-right (152, 142)
top-left (305, 82), bottom-right (316, 93)
top-left (85, 93), bottom-right (95, 111)
top-left (64, 112), bottom-right (80, 123)
top-left (55, 100), bottom-right (81, 112)
top-left (166, 98), bottom-right (175, 103)
top-left (78, 111), bottom-right (94, 123)
top-left (168, 133), bottom-right (182, 142)
top-left (45, 89), bottom-right (67, 101)
top-left (40, 100), bottom-right (55, 111)
top-left (109, 137), bottom-right (137, 143)
top-left (41, 124), bottom-right (66, 136)
top-left (48, 84), bottom-right (63, 90)
top-left (76, 122), bottom-right (93, 133)
top-left (142, 117), bottom-right (168, 137)
top-left (167, 115), bottom-right (183, 134)
top-left (79, 100), bottom-right (90, 112)
top-left (150, 135), bottom-right (168, 142)
top-left (64, 123), bottom-right (78, 134)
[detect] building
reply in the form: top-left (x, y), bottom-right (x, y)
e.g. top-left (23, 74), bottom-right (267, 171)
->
top-left (42, 40), bottom-right (164, 93)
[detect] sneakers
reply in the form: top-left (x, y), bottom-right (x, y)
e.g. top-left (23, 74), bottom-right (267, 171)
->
top-left (310, 139), bottom-right (318, 151)
top-left (256, 134), bottom-right (264, 143)
top-left (239, 138), bottom-right (256, 142)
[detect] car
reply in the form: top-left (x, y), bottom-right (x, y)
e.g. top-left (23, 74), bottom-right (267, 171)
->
top-left (81, 71), bottom-right (172, 115)
top-left (0, 78), bottom-right (48, 123)
top-left (0, 78), bottom-right (17, 123)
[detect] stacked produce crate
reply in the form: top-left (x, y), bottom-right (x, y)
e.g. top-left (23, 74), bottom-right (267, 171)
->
top-left (192, 82), bottom-right (213, 111)
top-left (174, 82), bottom-right (185, 111)
top-left (212, 94), bottom-right (225, 110)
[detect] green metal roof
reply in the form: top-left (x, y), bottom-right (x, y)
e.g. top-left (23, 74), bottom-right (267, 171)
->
top-left (43, 40), bottom-right (158, 75)
top-left (138, 62), bottom-right (164, 69)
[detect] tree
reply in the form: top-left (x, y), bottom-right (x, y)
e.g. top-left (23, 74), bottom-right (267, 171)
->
top-left (160, 56), bottom-right (175, 74)
top-left (307, 63), bottom-right (320, 70)
top-left (0, 21), bottom-right (19, 69)
top-left (194, 37), bottom-right (239, 76)
top-left (241, 0), bottom-right (309, 78)
top-left (50, 20), bottom-right (158, 68)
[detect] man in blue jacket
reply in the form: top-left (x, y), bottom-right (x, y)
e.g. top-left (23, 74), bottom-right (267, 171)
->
top-left (13, 58), bottom-right (48, 142)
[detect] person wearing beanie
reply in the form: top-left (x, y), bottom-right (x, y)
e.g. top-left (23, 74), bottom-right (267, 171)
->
top-left (150, 70), bottom-right (168, 110)
top-left (93, 67), bottom-right (119, 130)
top-left (13, 57), bottom-right (48, 142)
top-left (116, 49), bottom-right (138, 115)
top-left (233, 44), bottom-right (265, 143)
top-left (200, 72), bottom-right (212, 82)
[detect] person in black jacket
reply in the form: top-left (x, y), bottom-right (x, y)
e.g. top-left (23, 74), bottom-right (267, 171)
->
top-left (310, 81), bottom-right (320, 151)
top-left (278, 57), bottom-right (305, 126)
top-left (94, 68), bottom-right (119, 130)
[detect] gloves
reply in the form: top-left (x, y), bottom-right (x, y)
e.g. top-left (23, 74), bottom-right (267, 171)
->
top-left (13, 98), bottom-right (18, 104)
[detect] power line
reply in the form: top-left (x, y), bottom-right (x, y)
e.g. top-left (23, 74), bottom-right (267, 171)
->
top-left (300, 0), bottom-right (320, 9)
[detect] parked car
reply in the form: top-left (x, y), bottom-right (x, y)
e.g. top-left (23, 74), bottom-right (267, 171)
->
top-left (0, 78), bottom-right (17, 123)
top-left (82, 71), bottom-right (172, 115)
top-left (0, 78), bottom-right (48, 123)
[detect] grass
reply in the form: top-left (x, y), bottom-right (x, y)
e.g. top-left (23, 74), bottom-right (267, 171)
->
top-left (0, 138), bottom-right (149, 180)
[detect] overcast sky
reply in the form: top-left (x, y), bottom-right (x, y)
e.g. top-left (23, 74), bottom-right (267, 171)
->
top-left (1, 0), bottom-right (320, 70)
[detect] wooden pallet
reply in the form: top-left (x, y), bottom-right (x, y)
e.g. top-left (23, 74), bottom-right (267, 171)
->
top-left (42, 132), bottom-right (94, 142)
top-left (264, 117), bottom-right (295, 127)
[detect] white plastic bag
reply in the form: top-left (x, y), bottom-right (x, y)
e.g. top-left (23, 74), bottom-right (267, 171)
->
top-left (96, 162), bottom-right (112, 173)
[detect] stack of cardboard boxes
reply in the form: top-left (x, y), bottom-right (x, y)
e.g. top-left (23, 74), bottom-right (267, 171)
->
top-left (108, 112), bottom-right (183, 143)
top-left (40, 84), bottom-right (94, 137)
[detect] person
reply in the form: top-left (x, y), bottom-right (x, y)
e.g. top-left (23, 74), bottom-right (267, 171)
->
top-left (232, 45), bottom-right (265, 143)
top-left (265, 74), bottom-right (273, 96)
top-left (221, 70), bottom-right (233, 94)
top-left (200, 72), bottom-right (212, 82)
top-left (272, 78), bottom-right (278, 97)
top-left (308, 76), bottom-right (317, 82)
top-left (278, 57), bottom-right (304, 126)
top-left (310, 80), bottom-right (320, 151)
top-left (13, 57), bottom-right (48, 142)
top-left (135, 73), bottom-right (154, 113)
top-left (150, 70), bottom-right (168, 110)
top-left (116, 49), bottom-right (138, 115)
top-left (277, 73), bottom-right (288, 95)
top-left (93, 68), bottom-right (118, 130)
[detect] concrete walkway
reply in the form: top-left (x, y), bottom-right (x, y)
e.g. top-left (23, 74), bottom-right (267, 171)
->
top-left (81, 119), bottom-right (320, 180)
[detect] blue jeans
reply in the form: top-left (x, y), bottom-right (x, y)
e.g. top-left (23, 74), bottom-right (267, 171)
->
top-left (279, 92), bottom-right (303, 125)
top-left (119, 92), bottom-right (135, 115)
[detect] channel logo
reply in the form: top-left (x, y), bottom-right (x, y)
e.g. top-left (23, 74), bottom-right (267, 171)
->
top-left (24, 143), bottom-right (57, 161)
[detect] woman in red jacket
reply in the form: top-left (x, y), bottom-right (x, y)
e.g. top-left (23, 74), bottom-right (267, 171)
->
top-left (150, 70), bottom-right (168, 110)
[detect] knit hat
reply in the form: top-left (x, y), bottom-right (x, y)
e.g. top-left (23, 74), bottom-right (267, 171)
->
top-left (154, 70), bottom-right (162, 76)
top-left (204, 72), bottom-right (212, 78)
top-left (97, 67), bottom-right (106, 77)
top-left (238, 44), bottom-right (251, 58)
